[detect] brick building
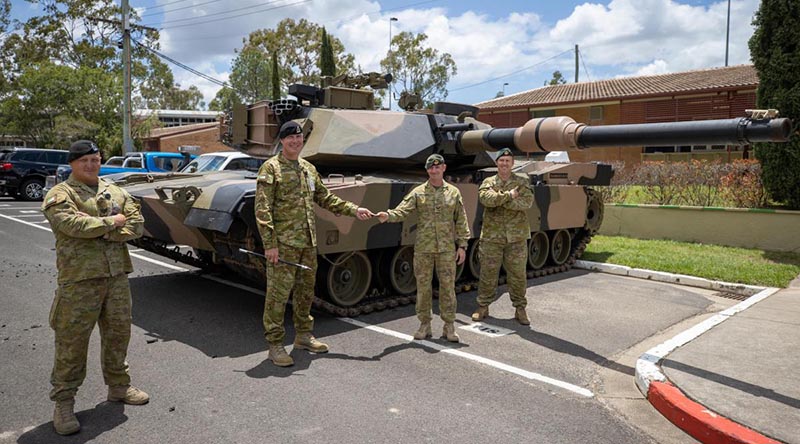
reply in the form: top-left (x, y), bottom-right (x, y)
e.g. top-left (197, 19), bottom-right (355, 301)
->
top-left (140, 122), bottom-right (232, 155)
top-left (474, 65), bottom-right (758, 165)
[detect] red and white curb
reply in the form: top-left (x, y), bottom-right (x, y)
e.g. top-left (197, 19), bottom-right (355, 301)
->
top-left (576, 260), bottom-right (782, 444)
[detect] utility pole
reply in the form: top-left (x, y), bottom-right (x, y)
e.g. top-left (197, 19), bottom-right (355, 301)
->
top-left (388, 17), bottom-right (398, 110)
top-left (575, 44), bottom-right (579, 83)
top-left (89, 11), bottom-right (156, 154)
top-left (724, 0), bottom-right (731, 66)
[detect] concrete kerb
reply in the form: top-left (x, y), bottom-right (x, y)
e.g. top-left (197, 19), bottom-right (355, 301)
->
top-left (574, 260), bottom-right (782, 444)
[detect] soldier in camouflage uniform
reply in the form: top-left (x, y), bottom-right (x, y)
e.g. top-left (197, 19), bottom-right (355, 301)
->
top-left (472, 148), bottom-right (534, 325)
top-left (377, 154), bottom-right (470, 342)
top-left (41, 140), bottom-right (149, 436)
top-left (255, 121), bottom-right (374, 367)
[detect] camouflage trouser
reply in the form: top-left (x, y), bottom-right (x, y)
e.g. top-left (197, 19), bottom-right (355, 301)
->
top-left (477, 240), bottom-right (528, 308)
top-left (414, 251), bottom-right (457, 323)
top-left (263, 245), bottom-right (317, 345)
top-left (49, 274), bottom-right (132, 401)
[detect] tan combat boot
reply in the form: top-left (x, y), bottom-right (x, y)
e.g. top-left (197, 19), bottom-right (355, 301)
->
top-left (442, 323), bottom-right (460, 343)
top-left (293, 333), bottom-right (329, 353)
top-left (268, 343), bottom-right (294, 367)
top-left (471, 305), bottom-right (489, 321)
top-left (108, 385), bottom-right (150, 405)
top-left (53, 398), bottom-right (80, 435)
top-left (412, 321), bottom-right (432, 340)
top-left (515, 307), bottom-right (531, 326)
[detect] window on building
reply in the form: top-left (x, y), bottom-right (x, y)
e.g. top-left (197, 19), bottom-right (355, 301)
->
top-left (644, 146), bottom-right (677, 154)
top-left (531, 109), bottom-right (555, 118)
top-left (590, 105), bottom-right (604, 120)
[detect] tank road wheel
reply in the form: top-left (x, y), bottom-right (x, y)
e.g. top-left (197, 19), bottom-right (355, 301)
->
top-left (324, 251), bottom-right (372, 307)
top-left (584, 189), bottom-right (604, 235)
top-left (549, 229), bottom-right (571, 265)
top-left (527, 231), bottom-right (549, 270)
top-left (467, 240), bottom-right (481, 279)
top-left (384, 246), bottom-right (417, 295)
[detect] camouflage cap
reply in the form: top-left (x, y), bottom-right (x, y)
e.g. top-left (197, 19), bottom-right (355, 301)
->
top-left (68, 140), bottom-right (100, 163)
top-left (496, 147), bottom-right (513, 158)
top-left (278, 121), bottom-right (302, 139)
top-left (425, 154), bottom-right (445, 169)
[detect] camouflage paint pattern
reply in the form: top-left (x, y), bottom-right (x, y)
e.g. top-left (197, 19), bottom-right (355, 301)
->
top-left (477, 173), bottom-right (534, 243)
top-left (413, 252), bottom-right (457, 323)
top-left (41, 176), bottom-right (143, 401)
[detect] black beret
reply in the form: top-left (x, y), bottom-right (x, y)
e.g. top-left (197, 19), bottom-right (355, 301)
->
top-left (68, 140), bottom-right (100, 163)
top-left (497, 148), bottom-right (513, 158)
top-left (425, 154), bottom-right (445, 169)
top-left (278, 121), bottom-right (302, 139)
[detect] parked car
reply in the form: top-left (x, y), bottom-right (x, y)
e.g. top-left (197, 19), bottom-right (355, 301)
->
top-left (0, 147), bottom-right (69, 200)
top-left (180, 151), bottom-right (264, 173)
top-left (50, 151), bottom-right (196, 186)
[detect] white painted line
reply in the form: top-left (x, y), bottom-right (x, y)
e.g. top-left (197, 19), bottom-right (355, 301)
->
top-left (10, 214), bottom-right (45, 218)
top-left (19, 210), bottom-right (39, 214)
top-left (0, 203), bottom-right (10, 207)
top-left (634, 286), bottom-right (779, 395)
top-left (340, 317), bottom-right (594, 398)
top-left (575, 260), bottom-right (763, 296)
top-left (202, 274), bottom-right (263, 296)
top-left (0, 206), bottom-right (46, 210)
top-left (0, 213), bottom-right (189, 272)
top-left (460, 322), bottom-right (514, 338)
top-left (33, 220), bottom-right (50, 224)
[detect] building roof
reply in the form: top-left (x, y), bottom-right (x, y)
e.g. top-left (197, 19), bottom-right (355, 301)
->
top-left (134, 109), bottom-right (223, 118)
top-left (475, 65), bottom-right (758, 111)
top-left (145, 122), bottom-right (219, 139)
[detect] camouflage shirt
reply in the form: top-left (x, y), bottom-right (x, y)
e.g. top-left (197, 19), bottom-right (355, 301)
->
top-left (255, 154), bottom-right (358, 249)
top-left (479, 173), bottom-right (534, 243)
top-left (42, 175), bottom-right (144, 284)
top-left (387, 181), bottom-right (470, 253)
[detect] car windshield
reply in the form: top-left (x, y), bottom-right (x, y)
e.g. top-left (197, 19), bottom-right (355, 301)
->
top-left (181, 155), bottom-right (226, 173)
top-left (105, 157), bottom-right (124, 166)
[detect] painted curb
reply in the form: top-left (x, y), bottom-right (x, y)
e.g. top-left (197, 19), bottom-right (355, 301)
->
top-left (575, 260), bottom-right (783, 443)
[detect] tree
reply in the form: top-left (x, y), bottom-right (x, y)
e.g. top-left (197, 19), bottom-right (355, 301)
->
top-left (544, 71), bottom-right (567, 86)
top-left (271, 52), bottom-right (280, 100)
top-left (208, 87), bottom-right (240, 112)
top-left (379, 31), bottom-right (457, 108)
top-left (749, 0), bottom-right (800, 209)
top-left (228, 45), bottom-right (272, 103)
top-left (245, 19), bottom-right (354, 89)
top-left (319, 27), bottom-right (336, 77)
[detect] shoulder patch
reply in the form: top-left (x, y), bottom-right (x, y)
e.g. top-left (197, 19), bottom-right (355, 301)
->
top-left (42, 193), bottom-right (67, 211)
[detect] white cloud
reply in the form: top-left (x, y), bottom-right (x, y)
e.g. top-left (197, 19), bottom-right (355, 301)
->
top-left (146, 0), bottom-right (762, 107)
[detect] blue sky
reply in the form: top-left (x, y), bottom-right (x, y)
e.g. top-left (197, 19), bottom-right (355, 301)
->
top-left (8, 0), bottom-right (761, 109)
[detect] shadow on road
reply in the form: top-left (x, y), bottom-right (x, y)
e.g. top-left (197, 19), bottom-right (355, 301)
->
top-left (17, 402), bottom-right (127, 444)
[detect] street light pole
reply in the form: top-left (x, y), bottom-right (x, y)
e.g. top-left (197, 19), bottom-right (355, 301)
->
top-left (724, 0), bottom-right (731, 66)
top-left (388, 17), bottom-right (398, 110)
top-left (502, 82), bottom-right (509, 96)
top-left (122, 0), bottom-right (133, 153)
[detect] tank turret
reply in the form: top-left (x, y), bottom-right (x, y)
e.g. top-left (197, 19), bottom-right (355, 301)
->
top-left (120, 78), bottom-right (792, 315)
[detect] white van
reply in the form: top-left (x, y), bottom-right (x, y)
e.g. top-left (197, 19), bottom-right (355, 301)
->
top-left (180, 151), bottom-right (264, 173)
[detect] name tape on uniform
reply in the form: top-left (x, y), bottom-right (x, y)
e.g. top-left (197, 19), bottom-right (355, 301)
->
top-left (460, 322), bottom-right (514, 338)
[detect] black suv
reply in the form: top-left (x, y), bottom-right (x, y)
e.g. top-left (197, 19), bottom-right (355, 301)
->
top-left (0, 147), bottom-right (69, 200)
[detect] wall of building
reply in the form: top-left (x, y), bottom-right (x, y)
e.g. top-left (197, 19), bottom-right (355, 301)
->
top-left (145, 127), bottom-right (231, 154)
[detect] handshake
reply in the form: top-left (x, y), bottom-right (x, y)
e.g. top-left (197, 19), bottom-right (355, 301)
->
top-left (355, 207), bottom-right (390, 223)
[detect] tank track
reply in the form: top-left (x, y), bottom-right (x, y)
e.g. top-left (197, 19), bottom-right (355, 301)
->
top-left (311, 230), bottom-right (592, 317)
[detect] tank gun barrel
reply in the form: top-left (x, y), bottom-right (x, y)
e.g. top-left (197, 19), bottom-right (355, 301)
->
top-left (458, 112), bottom-right (792, 154)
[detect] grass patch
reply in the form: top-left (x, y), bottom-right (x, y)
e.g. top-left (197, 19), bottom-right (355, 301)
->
top-left (583, 235), bottom-right (800, 288)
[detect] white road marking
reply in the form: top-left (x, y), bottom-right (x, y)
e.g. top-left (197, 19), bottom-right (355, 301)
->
top-left (460, 322), bottom-right (514, 338)
top-left (2, 212), bottom-right (593, 398)
top-left (9, 214), bottom-right (44, 218)
top-left (0, 206), bottom-right (45, 210)
top-left (19, 210), bottom-right (39, 214)
top-left (340, 318), bottom-right (594, 398)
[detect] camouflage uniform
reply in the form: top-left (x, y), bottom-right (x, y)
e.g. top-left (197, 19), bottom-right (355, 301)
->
top-left (476, 172), bottom-right (534, 308)
top-left (41, 175), bottom-right (144, 401)
top-left (387, 181), bottom-right (470, 322)
top-left (255, 155), bottom-right (358, 344)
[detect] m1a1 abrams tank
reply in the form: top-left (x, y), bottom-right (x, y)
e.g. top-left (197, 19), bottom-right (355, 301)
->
top-left (115, 76), bottom-right (792, 316)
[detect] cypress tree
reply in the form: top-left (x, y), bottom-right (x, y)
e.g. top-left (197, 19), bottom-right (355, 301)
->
top-left (748, 0), bottom-right (800, 209)
top-left (271, 52), bottom-right (280, 101)
top-left (320, 27), bottom-right (336, 77)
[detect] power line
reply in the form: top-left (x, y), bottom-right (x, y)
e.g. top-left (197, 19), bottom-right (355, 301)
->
top-left (142, 0), bottom-right (310, 29)
top-left (448, 48), bottom-right (574, 92)
top-left (140, 0), bottom-right (223, 18)
top-left (132, 0), bottom-right (195, 11)
top-left (133, 38), bottom-right (234, 91)
top-left (579, 48), bottom-right (592, 82)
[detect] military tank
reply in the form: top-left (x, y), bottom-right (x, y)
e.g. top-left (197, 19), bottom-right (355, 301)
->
top-left (113, 76), bottom-right (792, 316)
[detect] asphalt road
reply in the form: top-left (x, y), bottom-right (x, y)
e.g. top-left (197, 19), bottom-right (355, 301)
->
top-left (0, 197), bottom-right (734, 443)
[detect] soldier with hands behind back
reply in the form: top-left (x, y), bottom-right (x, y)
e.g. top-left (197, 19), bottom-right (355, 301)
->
top-left (41, 140), bottom-right (149, 436)
top-left (255, 121), bottom-right (374, 367)
top-left (471, 148), bottom-right (534, 325)
top-left (377, 154), bottom-right (470, 342)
